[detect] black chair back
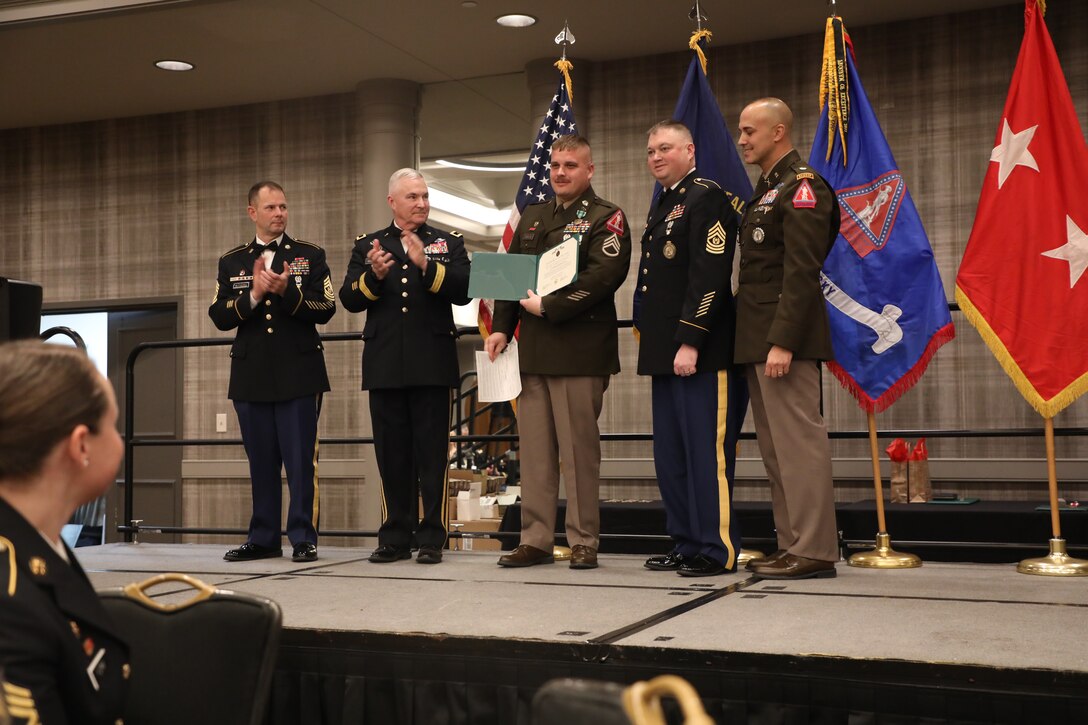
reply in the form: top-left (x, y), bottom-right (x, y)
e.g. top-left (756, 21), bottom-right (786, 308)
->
top-left (99, 573), bottom-right (281, 725)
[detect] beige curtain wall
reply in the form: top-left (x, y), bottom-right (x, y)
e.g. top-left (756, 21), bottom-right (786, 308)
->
top-left (1, 2), bottom-right (1085, 509)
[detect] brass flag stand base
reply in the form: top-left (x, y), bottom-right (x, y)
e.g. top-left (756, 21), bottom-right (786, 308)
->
top-left (850, 412), bottom-right (922, 570)
top-left (849, 532), bottom-right (922, 569)
top-left (736, 549), bottom-right (764, 567)
top-left (1017, 538), bottom-right (1088, 577)
top-left (552, 545), bottom-right (572, 561)
top-left (1017, 418), bottom-right (1088, 577)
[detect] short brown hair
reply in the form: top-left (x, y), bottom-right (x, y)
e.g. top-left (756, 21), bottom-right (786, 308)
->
top-left (248, 181), bottom-right (285, 206)
top-left (0, 341), bottom-right (108, 480)
top-left (551, 134), bottom-right (591, 157)
top-left (647, 120), bottom-right (693, 143)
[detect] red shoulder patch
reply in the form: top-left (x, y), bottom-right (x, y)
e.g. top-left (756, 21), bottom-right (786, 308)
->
top-left (792, 179), bottom-right (817, 209)
top-left (605, 210), bottom-right (625, 235)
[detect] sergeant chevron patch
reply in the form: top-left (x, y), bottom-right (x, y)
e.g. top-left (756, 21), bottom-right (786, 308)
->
top-left (323, 276), bottom-right (335, 300)
top-left (706, 221), bottom-right (727, 254)
top-left (601, 234), bottom-right (621, 258)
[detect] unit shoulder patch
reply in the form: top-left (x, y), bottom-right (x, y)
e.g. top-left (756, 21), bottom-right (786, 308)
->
top-left (605, 210), bottom-right (625, 236)
top-left (795, 172), bottom-right (815, 180)
top-left (449, 230), bottom-right (463, 238)
top-left (792, 179), bottom-right (818, 209)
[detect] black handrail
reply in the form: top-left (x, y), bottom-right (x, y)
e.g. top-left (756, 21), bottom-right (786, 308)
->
top-left (122, 308), bottom-right (1087, 542)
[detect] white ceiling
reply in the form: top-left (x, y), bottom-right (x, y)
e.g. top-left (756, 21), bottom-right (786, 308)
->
top-left (1, 0), bottom-right (1018, 133)
top-left (0, 0), bottom-right (1019, 242)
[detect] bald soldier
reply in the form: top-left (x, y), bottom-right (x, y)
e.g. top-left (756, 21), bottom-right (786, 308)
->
top-left (735, 98), bottom-right (840, 580)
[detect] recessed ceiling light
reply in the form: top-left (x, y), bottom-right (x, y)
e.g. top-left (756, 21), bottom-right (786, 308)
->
top-left (155, 60), bottom-right (194, 72)
top-left (461, 1), bottom-right (477, 7)
top-left (496, 14), bottom-right (536, 28)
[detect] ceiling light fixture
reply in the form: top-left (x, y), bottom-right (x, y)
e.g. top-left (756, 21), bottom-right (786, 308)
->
top-left (155, 60), bottom-right (194, 72)
top-left (496, 14), bottom-right (536, 28)
top-left (435, 159), bottom-right (524, 173)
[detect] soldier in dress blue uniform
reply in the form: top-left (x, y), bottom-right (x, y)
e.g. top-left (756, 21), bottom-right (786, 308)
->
top-left (736, 98), bottom-right (839, 580)
top-left (636, 121), bottom-right (749, 577)
top-left (209, 181), bottom-right (336, 563)
top-left (0, 341), bottom-right (131, 724)
top-left (339, 169), bottom-right (470, 565)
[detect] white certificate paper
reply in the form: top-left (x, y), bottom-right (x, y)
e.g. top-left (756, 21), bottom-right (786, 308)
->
top-left (475, 340), bottom-right (522, 402)
top-left (535, 235), bottom-right (579, 296)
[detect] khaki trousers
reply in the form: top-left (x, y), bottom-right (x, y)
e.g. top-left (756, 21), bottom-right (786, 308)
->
top-left (745, 361), bottom-right (839, 562)
top-left (517, 374), bottom-right (607, 550)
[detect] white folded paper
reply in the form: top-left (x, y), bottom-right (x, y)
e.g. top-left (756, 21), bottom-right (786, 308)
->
top-left (475, 340), bottom-right (522, 402)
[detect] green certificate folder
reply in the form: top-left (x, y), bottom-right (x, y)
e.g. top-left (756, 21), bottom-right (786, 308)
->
top-left (468, 253), bottom-right (538, 300)
top-left (469, 237), bottom-right (580, 300)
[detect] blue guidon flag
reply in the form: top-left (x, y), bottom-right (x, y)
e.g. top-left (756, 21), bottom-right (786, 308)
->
top-left (809, 16), bottom-right (954, 412)
top-left (632, 32), bottom-right (752, 332)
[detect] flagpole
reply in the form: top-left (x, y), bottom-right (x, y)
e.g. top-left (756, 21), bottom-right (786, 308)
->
top-left (550, 19), bottom-right (577, 564)
top-left (1017, 416), bottom-right (1088, 576)
top-left (848, 411), bottom-right (921, 569)
top-left (680, 1), bottom-right (761, 569)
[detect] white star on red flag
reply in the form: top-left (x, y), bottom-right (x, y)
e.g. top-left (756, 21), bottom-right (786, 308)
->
top-left (1041, 215), bottom-right (1088, 288)
top-left (990, 119), bottom-right (1039, 189)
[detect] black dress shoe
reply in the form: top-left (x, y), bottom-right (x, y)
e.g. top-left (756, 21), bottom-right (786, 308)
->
top-left (677, 554), bottom-right (730, 577)
top-left (497, 544), bottom-right (554, 567)
top-left (644, 551), bottom-right (686, 571)
top-left (224, 542), bottom-right (283, 562)
top-left (750, 553), bottom-right (836, 580)
top-left (368, 545), bottom-right (412, 563)
top-left (292, 542), bottom-right (318, 562)
top-left (745, 548), bottom-right (788, 571)
top-left (416, 546), bottom-right (443, 564)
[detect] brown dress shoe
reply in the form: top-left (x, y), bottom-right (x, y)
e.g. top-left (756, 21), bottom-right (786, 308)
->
top-left (569, 545), bottom-right (598, 570)
top-left (745, 548), bottom-right (788, 571)
top-left (750, 553), bottom-right (836, 580)
top-left (497, 544), bottom-right (555, 568)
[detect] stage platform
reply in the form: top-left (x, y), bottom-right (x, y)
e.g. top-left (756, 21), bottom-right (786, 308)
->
top-left (81, 544), bottom-right (1088, 724)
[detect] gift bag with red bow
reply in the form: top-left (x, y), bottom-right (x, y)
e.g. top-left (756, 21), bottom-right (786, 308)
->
top-left (886, 438), bottom-right (910, 503)
top-left (908, 438), bottom-right (932, 503)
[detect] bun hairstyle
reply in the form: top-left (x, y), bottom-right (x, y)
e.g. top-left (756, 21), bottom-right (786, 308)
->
top-left (0, 341), bottom-right (108, 480)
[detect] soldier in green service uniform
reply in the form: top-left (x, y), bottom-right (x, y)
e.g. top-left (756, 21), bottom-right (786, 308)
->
top-left (735, 98), bottom-right (840, 580)
top-left (486, 135), bottom-right (631, 571)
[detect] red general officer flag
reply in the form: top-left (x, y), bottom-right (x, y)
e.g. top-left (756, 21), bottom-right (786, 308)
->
top-left (955, 0), bottom-right (1088, 417)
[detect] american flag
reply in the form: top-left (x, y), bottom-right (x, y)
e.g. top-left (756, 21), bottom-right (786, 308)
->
top-left (478, 78), bottom-right (577, 335)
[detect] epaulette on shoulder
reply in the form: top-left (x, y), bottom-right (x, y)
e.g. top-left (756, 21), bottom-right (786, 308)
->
top-left (219, 243), bottom-right (249, 261)
top-left (292, 239), bottom-right (320, 249)
top-left (693, 177), bottom-right (721, 190)
top-left (591, 197), bottom-right (618, 209)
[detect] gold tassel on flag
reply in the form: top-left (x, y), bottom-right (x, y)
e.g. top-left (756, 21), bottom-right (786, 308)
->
top-left (554, 58), bottom-right (574, 106)
top-left (688, 29), bottom-right (712, 74)
top-left (819, 16), bottom-right (850, 165)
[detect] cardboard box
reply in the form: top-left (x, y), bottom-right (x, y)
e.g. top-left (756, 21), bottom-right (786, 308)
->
top-left (449, 517), bottom-right (502, 551)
